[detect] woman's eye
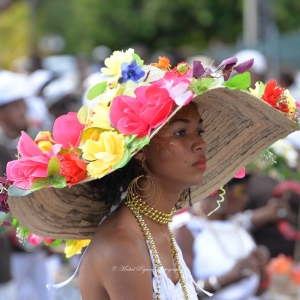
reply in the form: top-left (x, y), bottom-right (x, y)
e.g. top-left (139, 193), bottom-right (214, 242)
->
top-left (197, 130), bottom-right (205, 136)
top-left (174, 129), bottom-right (186, 136)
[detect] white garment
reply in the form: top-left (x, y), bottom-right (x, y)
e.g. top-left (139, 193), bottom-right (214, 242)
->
top-left (146, 239), bottom-right (199, 300)
top-left (172, 213), bottom-right (260, 300)
top-left (0, 280), bottom-right (17, 300)
top-left (11, 251), bottom-right (51, 300)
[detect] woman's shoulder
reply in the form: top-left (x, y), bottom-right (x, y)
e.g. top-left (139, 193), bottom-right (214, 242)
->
top-left (82, 204), bottom-right (150, 270)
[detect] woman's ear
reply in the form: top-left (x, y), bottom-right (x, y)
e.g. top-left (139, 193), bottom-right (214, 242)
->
top-left (133, 149), bottom-right (145, 163)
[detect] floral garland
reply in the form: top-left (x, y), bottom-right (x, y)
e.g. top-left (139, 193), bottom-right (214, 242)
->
top-left (1, 48), bottom-right (300, 257)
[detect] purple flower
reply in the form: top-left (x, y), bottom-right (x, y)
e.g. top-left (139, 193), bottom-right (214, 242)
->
top-left (0, 177), bottom-right (12, 213)
top-left (119, 60), bottom-right (145, 83)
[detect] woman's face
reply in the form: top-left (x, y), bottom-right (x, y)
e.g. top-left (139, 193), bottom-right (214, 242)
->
top-left (143, 102), bottom-right (207, 190)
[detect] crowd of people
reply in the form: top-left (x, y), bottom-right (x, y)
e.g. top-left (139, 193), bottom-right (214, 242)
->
top-left (0, 46), bottom-right (300, 300)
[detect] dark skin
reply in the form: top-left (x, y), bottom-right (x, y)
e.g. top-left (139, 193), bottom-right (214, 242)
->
top-left (79, 103), bottom-right (207, 299)
top-left (0, 99), bottom-right (27, 139)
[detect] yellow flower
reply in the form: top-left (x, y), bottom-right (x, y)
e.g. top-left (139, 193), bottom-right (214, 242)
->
top-left (284, 89), bottom-right (296, 111)
top-left (34, 131), bottom-right (54, 152)
top-left (81, 131), bottom-right (125, 178)
top-left (89, 103), bottom-right (114, 130)
top-left (101, 48), bottom-right (134, 78)
top-left (65, 239), bottom-right (90, 258)
top-left (249, 82), bottom-right (261, 97)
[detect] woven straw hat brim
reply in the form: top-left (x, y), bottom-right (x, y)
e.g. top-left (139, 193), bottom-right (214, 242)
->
top-left (8, 87), bottom-right (299, 239)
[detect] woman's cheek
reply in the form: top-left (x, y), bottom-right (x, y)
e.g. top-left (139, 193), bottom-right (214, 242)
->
top-left (152, 135), bottom-right (185, 163)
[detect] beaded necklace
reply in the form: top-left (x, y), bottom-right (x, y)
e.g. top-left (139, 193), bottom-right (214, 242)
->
top-left (124, 195), bottom-right (189, 300)
top-left (125, 190), bottom-right (176, 224)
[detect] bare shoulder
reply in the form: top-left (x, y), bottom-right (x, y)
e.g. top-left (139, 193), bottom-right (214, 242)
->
top-left (79, 206), bottom-right (154, 300)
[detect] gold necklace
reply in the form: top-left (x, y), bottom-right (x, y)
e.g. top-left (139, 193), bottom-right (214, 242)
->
top-left (124, 192), bottom-right (176, 224)
top-left (125, 202), bottom-right (189, 300)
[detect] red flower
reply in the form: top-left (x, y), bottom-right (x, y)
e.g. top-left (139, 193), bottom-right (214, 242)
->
top-left (59, 153), bottom-right (87, 186)
top-left (262, 80), bottom-right (285, 109)
top-left (110, 85), bottom-right (174, 138)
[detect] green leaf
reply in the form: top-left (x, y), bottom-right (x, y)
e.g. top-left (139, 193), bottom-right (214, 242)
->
top-left (113, 149), bottom-right (131, 169)
top-left (50, 175), bottom-right (67, 189)
top-left (30, 178), bottom-right (51, 191)
top-left (132, 53), bottom-right (144, 66)
top-left (87, 81), bottom-right (107, 100)
top-left (190, 78), bottom-right (220, 95)
top-left (222, 72), bottom-right (251, 90)
top-left (129, 135), bottom-right (150, 152)
top-left (44, 239), bottom-right (62, 247)
top-left (8, 185), bottom-right (34, 197)
top-left (48, 157), bottom-right (61, 177)
top-left (12, 217), bottom-right (19, 227)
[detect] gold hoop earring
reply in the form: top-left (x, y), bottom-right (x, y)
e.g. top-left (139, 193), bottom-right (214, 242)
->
top-left (127, 174), bottom-right (160, 207)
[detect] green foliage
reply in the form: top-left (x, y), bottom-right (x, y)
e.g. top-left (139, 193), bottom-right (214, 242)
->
top-left (36, 0), bottom-right (243, 55)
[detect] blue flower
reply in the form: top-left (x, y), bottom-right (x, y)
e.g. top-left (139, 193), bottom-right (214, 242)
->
top-left (119, 60), bottom-right (145, 83)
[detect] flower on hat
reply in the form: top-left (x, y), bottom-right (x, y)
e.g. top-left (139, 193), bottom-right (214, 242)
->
top-left (109, 85), bottom-right (174, 138)
top-left (150, 56), bottom-right (171, 70)
top-left (0, 177), bottom-right (11, 213)
top-left (53, 112), bottom-right (84, 149)
top-left (88, 103), bottom-right (114, 130)
top-left (35, 132), bottom-right (54, 152)
top-left (65, 239), bottom-right (91, 258)
top-left (6, 132), bottom-right (62, 190)
top-left (262, 80), bottom-right (285, 110)
top-left (101, 48), bottom-right (135, 79)
top-left (119, 60), bottom-right (145, 84)
top-left (153, 71), bottom-right (193, 106)
top-left (59, 153), bottom-right (87, 187)
top-left (81, 131), bottom-right (125, 178)
top-left (172, 62), bottom-right (191, 77)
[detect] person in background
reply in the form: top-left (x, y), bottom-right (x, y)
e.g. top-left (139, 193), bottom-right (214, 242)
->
top-left (173, 176), bottom-right (270, 300)
top-left (244, 175), bottom-right (300, 258)
top-left (0, 70), bottom-right (29, 157)
top-left (0, 70), bottom-right (52, 300)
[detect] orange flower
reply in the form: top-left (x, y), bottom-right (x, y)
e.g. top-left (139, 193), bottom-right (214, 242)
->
top-left (59, 153), bottom-right (87, 186)
top-left (267, 254), bottom-right (293, 275)
top-left (150, 56), bottom-right (171, 70)
top-left (172, 62), bottom-right (191, 76)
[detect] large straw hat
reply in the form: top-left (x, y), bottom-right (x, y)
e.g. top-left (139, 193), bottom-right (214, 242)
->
top-left (5, 49), bottom-right (300, 240)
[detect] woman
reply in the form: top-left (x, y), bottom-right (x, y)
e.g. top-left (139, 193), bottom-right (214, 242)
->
top-left (2, 49), bottom-right (300, 299)
top-left (79, 102), bottom-right (206, 299)
top-left (173, 177), bottom-right (270, 300)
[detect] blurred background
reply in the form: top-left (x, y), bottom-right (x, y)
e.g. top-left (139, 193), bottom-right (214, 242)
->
top-left (1, 0), bottom-right (300, 299)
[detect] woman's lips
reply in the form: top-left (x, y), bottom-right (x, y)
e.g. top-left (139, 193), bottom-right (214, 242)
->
top-left (193, 157), bottom-right (206, 170)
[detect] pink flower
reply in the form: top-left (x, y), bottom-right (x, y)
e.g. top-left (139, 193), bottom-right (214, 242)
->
top-left (53, 112), bottom-right (84, 149)
top-left (28, 234), bottom-right (56, 245)
top-left (153, 72), bottom-right (193, 105)
top-left (6, 132), bottom-right (62, 189)
top-left (28, 233), bottom-right (44, 245)
top-left (234, 167), bottom-right (246, 178)
top-left (110, 85), bottom-right (174, 137)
